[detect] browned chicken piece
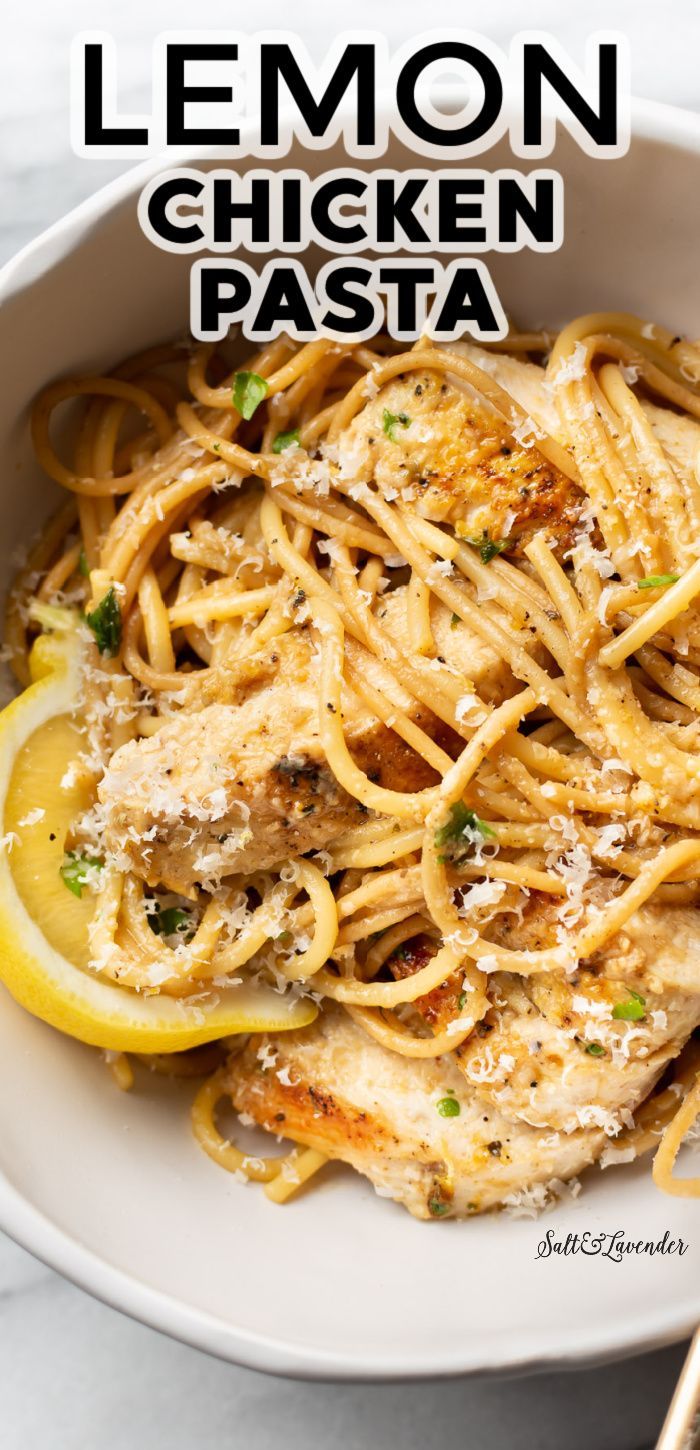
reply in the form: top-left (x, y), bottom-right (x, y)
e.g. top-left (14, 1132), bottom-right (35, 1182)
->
top-left (97, 587), bottom-right (520, 892)
top-left (225, 1005), bottom-right (605, 1219)
top-left (329, 361), bottom-right (583, 557)
top-left (385, 893), bottom-right (700, 1135)
top-left (319, 339), bottom-right (700, 567)
top-left (484, 888), bottom-right (700, 999)
top-left (455, 970), bottom-right (700, 1137)
top-left (640, 400), bottom-right (700, 481)
top-left (98, 627), bottom-right (422, 893)
top-left (445, 340), bottom-right (700, 479)
top-left (374, 582), bottom-right (545, 704)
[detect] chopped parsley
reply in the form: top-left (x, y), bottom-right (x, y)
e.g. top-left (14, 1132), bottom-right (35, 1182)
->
top-left (462, 529), bottom-right (508, 565)
top-left (232, 371), bottom-right (268, 421)
top-left (457, 988), bottom-right (468, 1010)
top-left (612, 990), bottom-right (646, 1022)
top-left (382, 408), bottom-right (410, 442)
top-left (60, 851), bottom-right (103, 898)
top-left (436, 1096), bottom-right (461, 1118)
top-left (85, 587), bottom-right (122, 656)
top-left (78, 548), bottom-right (90, 578)
top-left (583, 1041), bottom-right (606, 1057)
top-left (637, 574), bottom-right (679, 590)
top-left (272, 428), bottom-right (300, 454)
top-left (151, 906), bottom-right (192, 939)
top-left (428, 1198), bottom-right (450, 1217)
top-left (450, 612), bottom-right (460, 629)
top-left (434, 801), bottom-right (496, 863)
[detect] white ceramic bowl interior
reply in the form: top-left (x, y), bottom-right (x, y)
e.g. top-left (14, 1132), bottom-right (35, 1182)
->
top-left (0, 99), bottom-right (700, 1379)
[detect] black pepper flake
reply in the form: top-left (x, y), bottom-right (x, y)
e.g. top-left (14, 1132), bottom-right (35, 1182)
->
top-left (274, 755), bottom-right (321, 791)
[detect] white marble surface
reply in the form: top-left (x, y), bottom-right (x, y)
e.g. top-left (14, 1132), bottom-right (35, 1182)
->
top-left (1, 4), bottom-right (699, 1446)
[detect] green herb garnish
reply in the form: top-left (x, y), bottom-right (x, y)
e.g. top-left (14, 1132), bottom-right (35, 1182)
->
top-left (85, 587), bottom-right (122, 656)
top-left (272, 428), bottom-right (301, 454)
top-left (382, 409), bottom-right (410, 442)
top-left (637, 574), bottom-right (679, 590)
top-left (436, 1096), bottom-right (461, 1118)
top-left (434, 802), bottom-right (496, 863)
top-left (428, 1198), bottom-right (450, 1217)
top-left (463, 529), bottom-right (508, 565)
top-left (450, 612), bottom-right (460, 629)
top-left (232, 371), bottom-right (269, 421)
top-left (60, 851), bottom-right (103, 898)
top-left (457, 988), bottom-right (468, 1010)
top-left (78, 549), bottom-right (90, 578)
top-left (584, 1041), bottom-right (606, 1057)
top-left (612, 990), bottom-right (646, 1022)
top-left (152, 907), bottom-right (191, 938)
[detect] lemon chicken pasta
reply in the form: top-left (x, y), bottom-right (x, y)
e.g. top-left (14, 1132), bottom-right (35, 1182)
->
top-left (3, 311), bottom-right (700, 1220)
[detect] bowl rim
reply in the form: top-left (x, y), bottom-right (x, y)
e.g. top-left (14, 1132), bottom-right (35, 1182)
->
top-left (1, 1173), bottom-right (698, 1381)
top-left (1, 92), bottom-right (700, 1381)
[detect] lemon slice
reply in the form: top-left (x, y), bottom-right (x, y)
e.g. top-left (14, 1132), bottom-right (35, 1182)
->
top-left (0, 624), bottom-right (317, 1051)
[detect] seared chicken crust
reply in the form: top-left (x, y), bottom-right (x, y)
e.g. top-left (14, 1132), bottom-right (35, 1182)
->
top-left (227, 1006), bottom-right (605, 1219)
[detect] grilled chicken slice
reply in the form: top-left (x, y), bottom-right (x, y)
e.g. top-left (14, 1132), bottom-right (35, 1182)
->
top-left (445, 341), bottom-right (700, 482)
top-left (98, 626), bottom-right (425, 892)
top-left (372, 579), bottom-right (539, 705)
top-left (485, 890), bottom-right (700, 999)
top-left (98, 587), bottom-right (515, 892)
top-left (455, 972), bottom-right (700, 1136)
top-left (225, 1005), bottom-right (604, 1219)
top-left (640, 400), bottom-right (700, 481)
top-left (324, 339), bottom-right (700, 565)
top-left (382, 892), bottom-right (700, 1136)
top-left (328, 353), bottom-right (583, 558)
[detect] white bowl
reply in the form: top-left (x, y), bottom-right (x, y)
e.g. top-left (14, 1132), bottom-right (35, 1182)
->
top-left (1, 97), bottom-right (700, 1381)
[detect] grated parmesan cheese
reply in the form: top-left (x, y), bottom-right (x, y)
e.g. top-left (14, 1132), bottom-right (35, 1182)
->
top-left (543, 340), bottom-right (588, 390)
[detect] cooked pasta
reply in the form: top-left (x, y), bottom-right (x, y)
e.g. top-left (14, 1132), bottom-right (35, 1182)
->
top-left (4, 310), bottom-right (700, 1219)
